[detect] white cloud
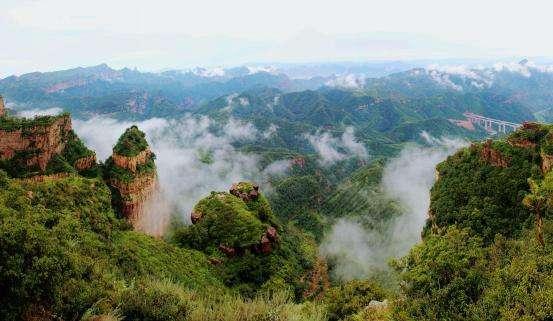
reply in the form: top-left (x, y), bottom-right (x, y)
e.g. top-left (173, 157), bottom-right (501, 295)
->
top-left (427, 69), bottom-right (462, 91)
top-left (73, 115), bottom-right (281, 235)
top-left (325, 74), bottom-right (366, 89)
top-left (5, 0), bottom-right (553, 76)
top-left (321, 132), bottom-right (468, 280)
top-left (16, 107), bottom-right (64, 118)
top-left (262, 124), bottom-right (278, 139)
top-left (189, 67), bottom-right (226, 78)
top-left (305, 126), bottom-right (368, 166)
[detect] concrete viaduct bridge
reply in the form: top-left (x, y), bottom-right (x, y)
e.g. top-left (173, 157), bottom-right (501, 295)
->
top-left (463, 112), bottom-right (521, 133)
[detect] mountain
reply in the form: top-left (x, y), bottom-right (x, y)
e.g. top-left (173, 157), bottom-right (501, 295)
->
top-left (0, 64), bottom-right (328, 119)
top-left (364, 61), bottom-right (553, 122)
top-left (391, 122), bottom-right (553, 320)
top-left (2, 61), bottom-right (553, 320)
top-left (0, 111), bottom-right (328, 320)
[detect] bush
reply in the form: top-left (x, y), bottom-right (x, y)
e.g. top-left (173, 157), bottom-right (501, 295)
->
top-left (113, 126), bottom-right (149, 156)
top-left (118, 278), bottom-right (192, 321)
top-left (324, 279), bottom-right (387, 321)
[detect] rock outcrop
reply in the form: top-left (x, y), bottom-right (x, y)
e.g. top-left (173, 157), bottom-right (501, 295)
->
top-left (106, 126), bottom-right (158, 230)
top-left (541, 152), bottom-right (553, 173)
top-left (479, 140), bottom-right (510, 168)
top-left (112, 148), bottom-right (152, 172)
top-left (74, 154), bottom-right (97, 171)
top-left (0, 113), bottom-right (72, 171)
top-left (291, 156), bottom-right (306, 168)
top-left (188, 182), bottom-right (279, 257)
top-left (507, 122), bottom-right (543, 148)
top-left (0, 95), bottom-right (5, 117)
top-left (230, 182), bottom-right (260, 202)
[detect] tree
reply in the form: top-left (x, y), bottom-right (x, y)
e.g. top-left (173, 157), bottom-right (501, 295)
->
top-left (522, 174), bottom-right (553, 247)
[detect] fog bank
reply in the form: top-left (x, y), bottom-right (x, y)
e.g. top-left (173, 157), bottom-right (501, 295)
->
top-left (321, 132), bottom-right (468, 280)
top-left (73, 115), bottom-right (286, 234)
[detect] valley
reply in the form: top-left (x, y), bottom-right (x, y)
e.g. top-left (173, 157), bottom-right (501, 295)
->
top-left (0, 60), bottom-right (552, 321)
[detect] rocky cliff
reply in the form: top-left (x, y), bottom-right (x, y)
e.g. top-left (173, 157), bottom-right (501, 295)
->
top-left (106, 126), bottom-right (159, 232)
top-left (0, 95), bottom-right (5, 117)
top-left (0, 113), bottom-right (72, 172)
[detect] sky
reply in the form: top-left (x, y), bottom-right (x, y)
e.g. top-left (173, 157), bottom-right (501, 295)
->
top-left (1, 0), bottom-right (553, 76)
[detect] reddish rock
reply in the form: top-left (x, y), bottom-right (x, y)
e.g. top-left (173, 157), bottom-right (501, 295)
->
top-left (112, 149), bottom-right (152, 172)
top-left (208, 257), bottom-right (222, 265)
top-left (0, 95), bottom-right (4, 117)
top-left (508, 138), bottom-right (536, 148)
top-left (266, 226), bottom-right (278, 242)
top-left (20, 173), bottom-right (70, 183)
top-left (229, 183), bottom-right (260, 202)
top-left (219, 244), bottom-right (236, 257)
top-left (521, 122), bottom-right (541, 130)
top-left (480, 140), bottom-right (510, 168)
top-left (191, 211), bottom-right (203, 224)
top-left (259, 235), bottom-right (272, 254)
top-left (541, 152), bottom-right (553, 173)
top-left (110, 172), bottom-right (158, 228)
top-left (0, 115), bottom-right (72, 171)
top-left (74, 154), bottom-right (96, 171)
top-left (291, 156), bottom-right (306, 168)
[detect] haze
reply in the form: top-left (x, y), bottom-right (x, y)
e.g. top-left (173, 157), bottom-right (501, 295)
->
top-left (2, 0), bottom-right (553, 77)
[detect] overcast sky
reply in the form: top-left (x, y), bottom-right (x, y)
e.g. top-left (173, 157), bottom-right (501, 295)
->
top-left (1, 0), bottom-right (552, 77)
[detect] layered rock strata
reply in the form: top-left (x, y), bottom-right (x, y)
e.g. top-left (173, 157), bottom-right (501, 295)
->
top-left (0, 114), bottom-right (72, 171)
top-left (107, 126), bottom-right (158, 230)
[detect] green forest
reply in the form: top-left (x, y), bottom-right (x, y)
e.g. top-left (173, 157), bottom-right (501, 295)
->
top-left (2, 61), bottom-right (553, 320)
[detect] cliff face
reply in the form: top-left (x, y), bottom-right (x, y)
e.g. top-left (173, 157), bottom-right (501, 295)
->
top-left (479, 139), bottom-right (510, 168)
top-left (112, 148), bottom-right (152, 172)
top-left (74, 154), bottom-right (97, 171)
top-left (0, 114), bottom-right (72, 171)
top-left (110, 173), bottom-right (158, 225)
top-left (107, 126), bottom-right (159, 232)
top-left (0, 95), bottom-right (5, 117)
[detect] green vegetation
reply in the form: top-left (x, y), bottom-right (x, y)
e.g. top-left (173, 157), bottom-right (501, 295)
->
top-left (0, 149), bottom-right (41, 177)
top-left (0, 112), bottom-right (70, 131)
top-left (104, 156), bottom-right (156, 183)
top-left (3, 74), bottom-right (553, 320)
top-left (177, 191), bottom-right (268, 250)
top-left (324, 279), bottom-right (388, 321)
top-left (173, 182), bottom-right (317, 298)
top-left (0, 172), bottom-right (227, 320)
top-left (63, 130), bottom-right (95, 165)
top-left (113, 125), bottom-right (149, 156)
top-left (392, 123), bottom-right (553, 321)
top-left (429, 140), bottom-right (537, 241)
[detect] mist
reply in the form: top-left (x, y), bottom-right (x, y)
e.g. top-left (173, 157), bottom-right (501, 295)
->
top-left (305, 126), bottom-right (368, 166)
top-left (73, 115), bottom-right (285, 235)
top-left (321, 132), bottom-right (468, 281)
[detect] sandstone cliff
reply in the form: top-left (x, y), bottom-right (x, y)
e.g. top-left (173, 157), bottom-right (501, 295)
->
top-left (479, 140), bottom-right (510, 168)
top-left (0, 113), bottom-right (72, 172)
top-left (106, 126), bottom-right (159, 232)
top-left (0, 95), bottom-right (5, 117)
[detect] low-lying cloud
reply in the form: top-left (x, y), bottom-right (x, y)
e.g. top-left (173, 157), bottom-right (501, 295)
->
top-left (325, 73), bottom-right (366, 89)
top-left (73, 115), bottom-right (284, 235)
top-left (321, 132), bottom-right (468, 280)
top-left (15, 107), bottom-right (64, 118)
top-left (305, 126), bottom-right (368, 166)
